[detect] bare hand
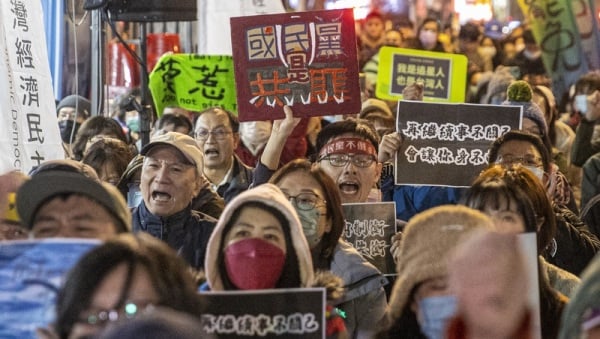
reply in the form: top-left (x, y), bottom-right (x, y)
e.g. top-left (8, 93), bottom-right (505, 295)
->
top-left (271, 105), bottom-right (301, 139)
top-left (402, 82), bottom-right (424, 101)
top-left (390, 231), bottom-right (403, 264)
top-left (585, 90), bottom-right (600, 122)
top-left (378, 132), bottom-right (403, 163)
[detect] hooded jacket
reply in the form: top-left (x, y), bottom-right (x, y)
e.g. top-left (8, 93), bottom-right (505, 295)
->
top-left (559, 253), bottom-right (600, 338)
top-left (204, 183), bottom-right (315, 290)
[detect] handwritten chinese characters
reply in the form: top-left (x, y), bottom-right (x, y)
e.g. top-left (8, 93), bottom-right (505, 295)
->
top-left (231, 9), bottom-right (361, 121)
top-left (395, 101), bottom-right (522, 187)
top-left (148, 54), bottom-right (237, 116)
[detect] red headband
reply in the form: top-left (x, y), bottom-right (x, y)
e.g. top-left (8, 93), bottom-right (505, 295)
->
top-left (318, 137), bottom-right (377, 159)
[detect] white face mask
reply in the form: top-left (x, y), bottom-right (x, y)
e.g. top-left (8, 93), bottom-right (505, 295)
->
top-left (575, 94), bottom-right (588, 114)
top-left (523, 165), bottom-right (545, 181)
top-left (523, 49), bottom-right (542, 60)
top-left (419, 30), bottom-right (438, 48)
top-left (239, 120), bottom-right (272, 149)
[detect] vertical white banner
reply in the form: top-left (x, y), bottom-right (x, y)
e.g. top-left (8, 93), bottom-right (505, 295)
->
top-left (0, 0), bottom-right (63, 175)
top-left (197, 0), bottom-right (286, 55)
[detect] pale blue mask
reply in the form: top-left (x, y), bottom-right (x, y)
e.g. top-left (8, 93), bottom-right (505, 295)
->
top-left (418, 295), bottom-right (457, 339)
top-left (523, 165), bottom-right (544, 181)
top-left (127, 184), bottom-right (143, 208)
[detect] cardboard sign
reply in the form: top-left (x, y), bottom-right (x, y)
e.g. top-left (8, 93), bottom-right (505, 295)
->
top-left (395, 101), bottom-right (522, 187)
top-left (376, 47), bottom-right (468, 103)
top-left (0, 239), bottom-right (99, 339)
top-left (198, 288), bottom-right (325, 338)
top-left (149, 54), bottom-right (237, 116)
top-left (230, 8), bottom-right (361, 121)
top-left (342, 202), bottom-right (397, 275)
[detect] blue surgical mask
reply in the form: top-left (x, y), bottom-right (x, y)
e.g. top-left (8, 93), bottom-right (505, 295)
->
top-left (575, 94), bottom-right (588, 114)
top-left (523, 165), bottom-right (544, 181)
top-left (127, 185), bottom-right (143, 208)
top-left (295, 207), bottom-right (323, 248)
top-left (418, 295), bottom-right (457, 339)
top-left (126, 115), bottom-right (140, 133)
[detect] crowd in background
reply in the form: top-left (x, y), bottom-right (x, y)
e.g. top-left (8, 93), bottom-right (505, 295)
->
top-left (3, 8), bottom-right (600, 339)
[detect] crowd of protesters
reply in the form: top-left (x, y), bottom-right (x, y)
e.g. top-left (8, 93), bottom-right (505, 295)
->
top-left (4, 9), bottom-right (600, 339)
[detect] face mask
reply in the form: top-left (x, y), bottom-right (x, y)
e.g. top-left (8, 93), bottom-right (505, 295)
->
top-left (575, 94), bottom-right (588, 114)
top-left (224, 238), bottom-right (286, 290)
top-left (239, 121), bottom-right (272, 149)
top-left (523, 165), bottom-right (544, 181)
top-left (523, 49), bottom-right (542, 60)
top-left (58, 120), bottom-right (81, 144)
top-left (478, 46), bottom-right (496, 58)
top-left (418, 295), bottom-right (457, 339)
top-left (126, 115), bottom-right (140, 133)
top-left (295, 207), bottom-right (323, 248)
top-left (127, 185), bottom-right (143, 208)
top-left (419, 30), bottom-right (438, 49)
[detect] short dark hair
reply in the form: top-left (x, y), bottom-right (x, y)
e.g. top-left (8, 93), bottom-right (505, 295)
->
top-left (315, 118), bottom-right (380, 161)
top-left (54, 233), bottom-right (203, 338)
top-left (458, 22), bottom-right (481, 42)
top-left (72, 116), bottom-right (128, 161)
top-left (81, 138), bottom-right (135, 184)
top-left (196, 107), bottom-right (240, 133)
top-left (155, 114), bottom-right (194, 135)
top-left (488, 130), bottom-right (552, 172)
top-left (269, 159), bottom-right (345, 266)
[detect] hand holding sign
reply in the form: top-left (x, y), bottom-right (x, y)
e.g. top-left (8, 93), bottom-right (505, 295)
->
top-left (378, 132), bottom-right (402, 163)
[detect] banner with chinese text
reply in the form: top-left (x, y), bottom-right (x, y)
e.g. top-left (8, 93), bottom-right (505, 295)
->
top-left (376, 47), bottom-right (468, 103)
top-left (342, 202), bottom-right (397, 275)
top-left (0, 0), bottom-right (63, 174)
top-left (149, 54), bottom-right (237, 116)
top-left (517, 0), bottom-right (595, 100)
top-left (395, 101), bottom-right (521, 187)
top-left (230, 8), bottom-right (361, 121)
top-left (198, 288), bottom-right (325, 338)
top-left (0, 239), bottom-right (99, 339)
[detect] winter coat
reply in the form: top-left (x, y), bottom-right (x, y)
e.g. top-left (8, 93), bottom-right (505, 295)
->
top-left (215, 155), bottom-right (253, 204)
top-left (132, 202), bottom-right (216, 269)
top-left (331, 240), bottom-right (388, 339)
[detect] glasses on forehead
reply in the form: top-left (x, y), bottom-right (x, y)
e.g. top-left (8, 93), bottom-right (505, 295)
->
top-left (318, 153), bottom-right (376, 168)
top-left (194, 128), bottom-right (232, 141)
top-left (78, 301), bottom-right (156, 327)
top-left (495, 154), bottom-right (543, 168)
top-left (285, 192), bottom-right (326, 211)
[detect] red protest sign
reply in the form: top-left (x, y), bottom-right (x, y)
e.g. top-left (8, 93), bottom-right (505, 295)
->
top-left (230, 8), bottom-right (361, 121)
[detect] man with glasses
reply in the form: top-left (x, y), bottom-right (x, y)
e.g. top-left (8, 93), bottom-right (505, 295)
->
top-left (193, 107), bottom-right (253, 203)
top-left (315, 119), bottom-right (383, 204)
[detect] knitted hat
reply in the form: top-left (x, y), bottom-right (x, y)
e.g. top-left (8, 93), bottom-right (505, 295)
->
top-left (387, 205), bottom-right (494, 320)
top-left (483, 66), bottom-right (515, 104)
top-left (56, 94), bottom-right (91, 119)
top-left (502, 80), bottom-right (548, 135)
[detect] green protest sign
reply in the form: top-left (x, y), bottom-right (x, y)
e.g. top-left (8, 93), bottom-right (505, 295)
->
top-left (149, 54), bottom-right (237, 116)
top-left (375, 47), bottom-right (467, 103)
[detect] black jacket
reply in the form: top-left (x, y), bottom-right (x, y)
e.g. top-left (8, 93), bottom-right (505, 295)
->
top-left (133, 202), bottom-right (216, 269)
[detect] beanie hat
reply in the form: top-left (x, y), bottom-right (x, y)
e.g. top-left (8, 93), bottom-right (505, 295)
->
top-left (387, 205), bottom-right (494, 320)
top-left (502, 80), bottom-right (548, 135)
top-left (483, 66), bottom-right (515, 104)
top-left (56, 95), bottom-right (91, 119)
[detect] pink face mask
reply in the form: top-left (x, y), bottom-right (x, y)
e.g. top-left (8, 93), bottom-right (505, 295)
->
top-left (224, 238), bottom-right (286, 290)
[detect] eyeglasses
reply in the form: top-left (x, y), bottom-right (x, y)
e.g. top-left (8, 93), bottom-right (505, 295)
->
top-left (194, 128), bottom-right (232, 141)
top-left (286, 193), bottom-right (326, 211)
top-left (318, 153), bottom-right (376, 168)
top-left (495, 154), bottom-right (543, 168)
top-left (78, 301), bottom-right (156, 326)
